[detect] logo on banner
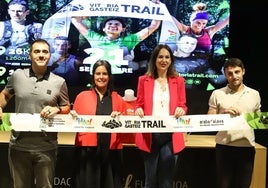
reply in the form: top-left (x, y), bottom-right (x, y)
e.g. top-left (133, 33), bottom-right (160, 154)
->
top-left (41, 0), bottom-right (179, 74)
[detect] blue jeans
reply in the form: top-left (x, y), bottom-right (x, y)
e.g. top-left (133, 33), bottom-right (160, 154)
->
top-left (141, 135), bottom-right (178, 188)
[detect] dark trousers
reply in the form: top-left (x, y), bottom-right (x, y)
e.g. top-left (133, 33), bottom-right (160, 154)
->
top-left (71, 146), bottom-right (124, 188)
top-left (215, 144), bottom-right (255, 188)
top-left (141, 133), bottom-right (178, 188)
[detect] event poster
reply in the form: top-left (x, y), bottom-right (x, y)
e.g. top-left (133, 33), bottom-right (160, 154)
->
top-left (0, 0), bottom-right (229, 91)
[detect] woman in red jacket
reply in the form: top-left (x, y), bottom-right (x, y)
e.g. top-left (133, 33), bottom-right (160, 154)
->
top-left (135, 44), bottom-right (188, 188)
top-left (71, 60), bottom-right (126, 188)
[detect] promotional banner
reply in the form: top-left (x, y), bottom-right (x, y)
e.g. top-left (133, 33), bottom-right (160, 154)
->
top-left (0, 0), bottom-right (229, 92)
top-left (42, 0), bottom-right (178, 74)
top-left (1, 112), bottom-right (267, 132)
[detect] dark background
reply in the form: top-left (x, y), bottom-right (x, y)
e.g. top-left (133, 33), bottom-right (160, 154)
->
top-left (227, 2), bottom-right (268, 186)
top-left (229, 0), bottom-right (268, 150)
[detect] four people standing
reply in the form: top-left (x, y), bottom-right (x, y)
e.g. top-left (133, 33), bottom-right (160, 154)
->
top-left (0, 3), bottom-right (261, 186)
top-left (0, 45), bottom-right (262, 188)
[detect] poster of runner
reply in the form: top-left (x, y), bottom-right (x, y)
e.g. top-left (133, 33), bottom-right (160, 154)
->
top-left (0, 0), bottom-right (230, 97)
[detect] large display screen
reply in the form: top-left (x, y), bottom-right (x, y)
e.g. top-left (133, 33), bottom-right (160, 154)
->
top-left (0, 0), bottom-right (230, 104)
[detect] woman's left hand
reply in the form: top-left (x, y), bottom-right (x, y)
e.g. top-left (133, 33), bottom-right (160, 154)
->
top-left (174, 107), bottom-right (185, 118)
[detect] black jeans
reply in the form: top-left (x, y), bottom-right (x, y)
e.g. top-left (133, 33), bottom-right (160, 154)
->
top-left (215, 144), bottom-right (255, 188)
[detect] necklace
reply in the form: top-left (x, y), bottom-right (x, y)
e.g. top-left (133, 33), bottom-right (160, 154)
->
top-left (157, 77), bottom-right (167, 92)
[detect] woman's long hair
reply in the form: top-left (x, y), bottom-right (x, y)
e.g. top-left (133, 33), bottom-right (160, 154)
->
top-left (146, 44), bottom-right (179, 78)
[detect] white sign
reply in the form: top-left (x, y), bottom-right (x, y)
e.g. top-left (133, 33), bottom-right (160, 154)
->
top-left (9, 113), bottom-right (251, 133)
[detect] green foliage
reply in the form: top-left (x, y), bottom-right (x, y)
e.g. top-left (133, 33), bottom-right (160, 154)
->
top-left (0, 113), bottom-right (11, 131)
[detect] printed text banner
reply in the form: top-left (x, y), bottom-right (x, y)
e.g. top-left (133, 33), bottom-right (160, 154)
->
top-left (0, 113), bottom-right (262, 132)
top-left (42, 0), bottom-right (178, 44)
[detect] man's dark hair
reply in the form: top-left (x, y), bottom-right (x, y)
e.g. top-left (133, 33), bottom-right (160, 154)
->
top-left (102, 17), bottom-right (126, 28)
top-left (9, 0), bottom-right (29, 10)
top-left (30, 39), bottom-right (50, 52)
top-left (224, 58), bottom-right (245, 70)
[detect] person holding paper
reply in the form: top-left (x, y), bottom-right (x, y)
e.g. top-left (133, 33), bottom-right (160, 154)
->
top-left (70, 59), bottom-right (126, 188)
top-left (0, 39), bottom-right (70, 188)
top-left (135, 44), bottom-right (188, 187)
top-left (207, 58), bottom-right (261, 188)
